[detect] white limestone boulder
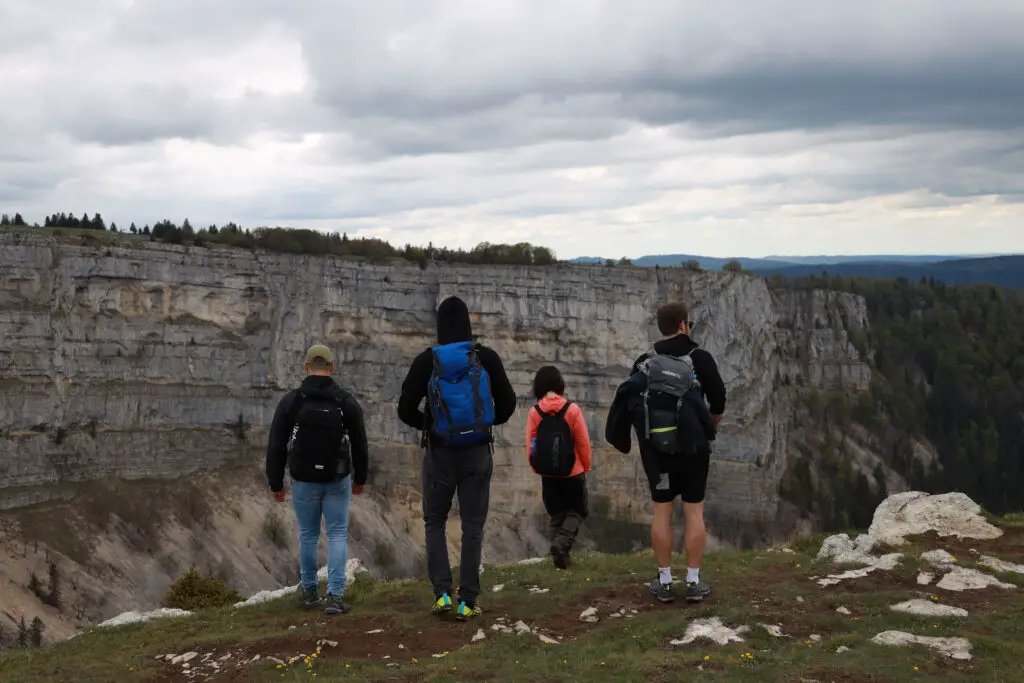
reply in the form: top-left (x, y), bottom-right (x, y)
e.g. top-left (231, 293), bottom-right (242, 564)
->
top-left (868, 492), bottom-right (1002, 546)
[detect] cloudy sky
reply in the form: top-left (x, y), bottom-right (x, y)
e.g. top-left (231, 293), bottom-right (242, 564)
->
top-left (2, 1), bottom-right (1023, 259)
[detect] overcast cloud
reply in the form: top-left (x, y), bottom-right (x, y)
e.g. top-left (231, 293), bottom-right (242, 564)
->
top-left (1, 0), bottom-right (1023, 258)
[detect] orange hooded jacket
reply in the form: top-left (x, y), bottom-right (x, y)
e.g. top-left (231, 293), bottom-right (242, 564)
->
top-left (525, 394), bottom-right (592, 477)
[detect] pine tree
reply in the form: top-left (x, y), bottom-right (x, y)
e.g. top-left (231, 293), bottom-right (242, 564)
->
top-left (13, 213), bottom-right (26, 226)
top-left (0, 214), bottom-right (9, 226)
top-left (129, 222), bottom-right (138, 234)
top-left (46, 561), bottom-right (61, 608)
top-left (29, 617), bottom-right (43, 647)
top-left (16, 617), bottom-right (27, 648)
top-left (109, 222), bottom-right (118, 233)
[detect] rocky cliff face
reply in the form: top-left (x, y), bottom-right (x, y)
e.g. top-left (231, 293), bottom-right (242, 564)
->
top-left (0, 231), bottom-right (876, 638)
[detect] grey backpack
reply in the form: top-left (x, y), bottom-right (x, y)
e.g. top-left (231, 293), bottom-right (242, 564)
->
top-left (638, 351), bottom-right (701, 455)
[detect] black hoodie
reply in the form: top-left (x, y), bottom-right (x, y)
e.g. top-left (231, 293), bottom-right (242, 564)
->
top-left (265, 375), bottom-right (370, 492)
top-left (397, 296), bottom-right (517, 443)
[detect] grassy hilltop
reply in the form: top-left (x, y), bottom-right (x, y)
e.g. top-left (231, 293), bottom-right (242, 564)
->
top-left (3, 512), bottom-right (1024, 682)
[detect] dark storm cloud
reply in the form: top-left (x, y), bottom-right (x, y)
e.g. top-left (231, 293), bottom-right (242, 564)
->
top-left (1, 0), bottom-right (1022, 258)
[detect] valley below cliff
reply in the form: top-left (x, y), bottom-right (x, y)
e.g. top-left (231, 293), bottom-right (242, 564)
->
top-left (0, 230), bottom-right (911, 643)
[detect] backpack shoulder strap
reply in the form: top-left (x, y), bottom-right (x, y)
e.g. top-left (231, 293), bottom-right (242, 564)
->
top-left (555, 400), bottom-right (573, 418)
top-left (287, 389), bottom-right (307, 422)
top-left (533, 403), bottom-right (546, 420)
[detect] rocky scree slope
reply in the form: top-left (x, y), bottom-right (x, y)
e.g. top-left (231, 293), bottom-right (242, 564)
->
top-left (0, 231), bottom-right (893, 640)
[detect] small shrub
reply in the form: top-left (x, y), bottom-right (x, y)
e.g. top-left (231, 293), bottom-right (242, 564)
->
top-left (262, 509), bottom-right (288, 549)
top-left (164, 566), bottom-right (242, 611)
top-left (28, 617), bottom-right (44, 648)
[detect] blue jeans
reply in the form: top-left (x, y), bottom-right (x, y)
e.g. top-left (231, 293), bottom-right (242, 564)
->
top-left (291, 477), bottom-right (352, 597)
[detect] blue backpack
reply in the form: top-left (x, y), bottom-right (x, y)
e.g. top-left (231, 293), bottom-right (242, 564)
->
top-left (427, 341), bottom-right (496, 446)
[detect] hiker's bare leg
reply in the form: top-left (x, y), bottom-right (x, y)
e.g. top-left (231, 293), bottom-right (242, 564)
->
top-left (651, 501), bottom-right (674, 568)
top-left (682, 501), bottom-right (706, 569)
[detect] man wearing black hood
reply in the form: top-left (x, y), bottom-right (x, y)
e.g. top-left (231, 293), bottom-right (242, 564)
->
top-left (397, 296), bottom-right (517, 620)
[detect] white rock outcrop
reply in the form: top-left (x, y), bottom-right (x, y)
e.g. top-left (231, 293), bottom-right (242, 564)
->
top-left (97, 608), bottom-right (193, 629)
top-left (868, 492), bottom-right (1002, 546)
top-left (890, 599), bottom-right (968, 617)
top-left (871, 630), bottom-right (972, 660)
top-left (669, 618), bottom-right (749, 646)
top-left (233, 558), bottom-right (367, 608)
top-left (817, 533), bottom-right (879, 565)
top-left (815, 531), bottom-right (904, 585)
top-left (936, 567), bottom-right (1016, 592)
top-left (979, 555), bottom-right (1024, 575)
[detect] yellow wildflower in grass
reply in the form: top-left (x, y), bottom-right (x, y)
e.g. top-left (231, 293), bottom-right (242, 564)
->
top-left (703, 655), bottom-right (710, 661)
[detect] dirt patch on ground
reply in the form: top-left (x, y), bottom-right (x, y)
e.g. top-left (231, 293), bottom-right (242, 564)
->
top-left (911, 527), bottom-right (1024, 562)
top-left (796, 667), bottom-right (900, 682)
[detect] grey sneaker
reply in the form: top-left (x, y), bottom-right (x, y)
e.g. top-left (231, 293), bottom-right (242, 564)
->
top-left (647, 578), bottom-right (674, 603)
top-left (298, 585), bottom-right (321, 608)
top-left (685, 581), bottom-right (711, 602)
top-left (324, 593), bottom-right (351, 615)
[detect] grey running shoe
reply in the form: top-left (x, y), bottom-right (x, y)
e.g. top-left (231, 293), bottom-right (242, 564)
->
top-left (324, 593), bottom-right (351, 615)
top-left (298, 585), bottom-right (321, 608)
top-left (685, 581), bottom-right (711, 602)
top-left (647, 578), bottom-right (674, 603)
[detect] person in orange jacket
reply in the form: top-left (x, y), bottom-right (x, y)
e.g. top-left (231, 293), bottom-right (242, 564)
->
top-left (525, 365), bottom-right (592, 569)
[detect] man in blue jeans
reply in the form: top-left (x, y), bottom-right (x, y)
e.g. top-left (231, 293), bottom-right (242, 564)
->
top-left (266, 344), bottom-right (369, 614)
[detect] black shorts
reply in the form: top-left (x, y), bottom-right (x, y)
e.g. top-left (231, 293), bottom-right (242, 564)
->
top-left (642, 449), bottom-right (710, 504)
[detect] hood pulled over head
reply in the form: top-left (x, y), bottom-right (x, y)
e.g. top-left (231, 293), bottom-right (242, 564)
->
top-left (436, 296), bottom-right (473, 344)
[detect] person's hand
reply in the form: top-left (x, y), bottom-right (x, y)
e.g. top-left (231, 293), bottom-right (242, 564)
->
top-left (271, 489), bottom-right (286, 503)
top-left (712, 414), bottom-right (723, 428)
top-left (352, 484), bottom-right (365, 496)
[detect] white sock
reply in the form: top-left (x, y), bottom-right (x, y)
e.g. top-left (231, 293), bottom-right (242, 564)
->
top-left (686, 567), bottom-right (700, 584)
top-left (658, 567), bottom-right (672, 585)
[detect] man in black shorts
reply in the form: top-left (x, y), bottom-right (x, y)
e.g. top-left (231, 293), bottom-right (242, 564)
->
top-left (605, 302), bottom-right (726, 603)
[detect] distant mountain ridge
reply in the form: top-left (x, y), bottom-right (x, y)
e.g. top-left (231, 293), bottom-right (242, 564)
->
top-left (569, 253), bottom-right (1024, 289)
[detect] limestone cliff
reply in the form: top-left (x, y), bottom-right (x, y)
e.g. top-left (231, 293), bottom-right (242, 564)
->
top-left (0, 231), bottom-right (880, 640)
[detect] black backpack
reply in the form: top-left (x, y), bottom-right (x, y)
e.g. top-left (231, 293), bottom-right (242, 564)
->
top-left (639, 351), bottom-right (713, 457)
top-left (530, 401), bottom-right (576, 477)
top-left (286, 390), bottom-right (352, 483)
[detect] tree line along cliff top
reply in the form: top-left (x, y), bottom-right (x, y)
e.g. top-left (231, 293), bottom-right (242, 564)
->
top-left (0, 212), bottom-right (755, 271)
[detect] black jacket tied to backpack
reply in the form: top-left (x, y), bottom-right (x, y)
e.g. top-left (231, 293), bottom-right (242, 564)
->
top-left (265, 375), bottom-right (369, 492)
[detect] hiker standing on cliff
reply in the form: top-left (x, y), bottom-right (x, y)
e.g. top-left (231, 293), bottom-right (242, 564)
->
top-left (397, 296), bottom-right (517, 621)
top-left (605, 302), bottom-right (726, 604)
top-left (526, 365), bottom-right (593, 569)
top-left (265, 344), bottom-right (370, 615)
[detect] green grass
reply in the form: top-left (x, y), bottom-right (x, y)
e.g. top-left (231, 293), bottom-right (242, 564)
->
top-left (5, 525), bottom-right (1024, 682)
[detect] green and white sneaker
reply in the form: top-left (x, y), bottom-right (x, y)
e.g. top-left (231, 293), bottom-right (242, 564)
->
top-left (432, 592), bottom-right (453, 616)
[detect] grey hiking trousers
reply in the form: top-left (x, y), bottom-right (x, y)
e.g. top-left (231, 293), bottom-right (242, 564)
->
top-left (421, 441), bottom-right (493, 605)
